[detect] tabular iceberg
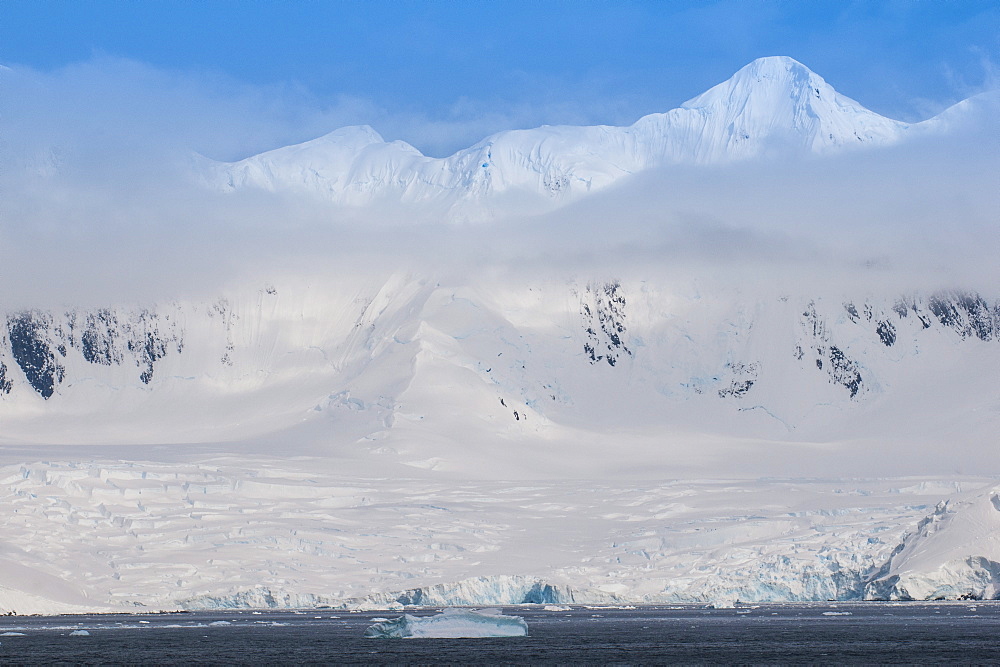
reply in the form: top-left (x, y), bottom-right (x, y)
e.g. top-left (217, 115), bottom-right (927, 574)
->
top-left (363, 608), bottom-right (528, 639)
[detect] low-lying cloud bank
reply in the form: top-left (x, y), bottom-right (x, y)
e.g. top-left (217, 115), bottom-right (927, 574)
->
top-left (1, 60), bottom-right (997, 308)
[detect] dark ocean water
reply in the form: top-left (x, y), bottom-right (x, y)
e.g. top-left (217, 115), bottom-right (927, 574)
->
top-left (2, 603), bottom-right (999, 665)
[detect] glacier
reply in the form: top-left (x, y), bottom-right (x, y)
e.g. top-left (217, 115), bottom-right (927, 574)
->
top-left (0, 456), bottom-right (998, 614)
top-left (364, 608), bottom-right (528, 638)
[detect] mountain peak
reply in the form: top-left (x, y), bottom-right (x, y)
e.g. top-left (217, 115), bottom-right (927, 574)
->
top-left (210, 57), bottom-right (917, 213)
top-left (744, 55), bottom-right (811, 73)
top-left (671, 56), bottom-right (906, 157)
top-left (306, 125), bottom-right (386, 151)
top-left (681, 55), bottom-right (828, 111)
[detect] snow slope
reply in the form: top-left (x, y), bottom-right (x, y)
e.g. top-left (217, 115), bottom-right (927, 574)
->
top-left (868, 485), bottom-right (1000, 600)
top-left (205, 57), bottom-right (931, 221)
top-left (2, 276), bottom-right (999, 477)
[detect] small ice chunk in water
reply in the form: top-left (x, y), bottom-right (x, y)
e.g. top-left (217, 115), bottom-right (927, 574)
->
top-left (69, 630), bottom-right (90, 636)
top-left (209, 621), bottom-right (232, 626)
top-left (707, 599), bottom-right (737, 609)
top-left (544, 605), bottom-right (571, 611)
top-left (364, 608), bottom-right (528, 638)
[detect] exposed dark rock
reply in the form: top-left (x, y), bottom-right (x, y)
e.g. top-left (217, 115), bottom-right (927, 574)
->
top-left (7, 311), bottom-right (65, 399)
top-left (581, 282), bottom-right (632, 367)
top-left (719, 361), bottom-right (759, 398)
top-left (0, 361), bottom-right (11, 394)
top-left (928, 291), bottom-right (996, 341)
top-left (4, 307), bottom-right (183, 397)
top-left (827, 346), bottom-right (862, 398)
top-left (801, 303), bottom-right (864, 398)
top-left (81, 309), bottom-right (122, 365)
top-left (876, 320), bottom-right (896, 347)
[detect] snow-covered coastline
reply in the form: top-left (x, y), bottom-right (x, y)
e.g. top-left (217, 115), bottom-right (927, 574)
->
top-left (2, 456), bottom-right (998, 615)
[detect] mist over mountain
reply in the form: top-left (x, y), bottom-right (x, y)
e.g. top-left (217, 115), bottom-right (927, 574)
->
top-left (2, 54), bottom-right (998, 451)
top-left (1, 56), bottom-right (999, 613)
top-left (3, 57), bottom-right (997, 303)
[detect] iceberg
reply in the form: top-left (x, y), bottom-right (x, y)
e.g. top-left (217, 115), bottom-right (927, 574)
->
top-left (363, 608), bottom-right (528, 639)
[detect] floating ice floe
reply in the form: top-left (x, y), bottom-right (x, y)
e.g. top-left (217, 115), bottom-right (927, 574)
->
top-left (363, 608), bottom-right (528, 638)
top-left (69, 630), bottom-right (90, 636)
top-left (707, 599), bottom-right (738, 609)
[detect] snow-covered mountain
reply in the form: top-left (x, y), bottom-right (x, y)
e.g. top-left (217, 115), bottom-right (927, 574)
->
top-left (1, 56), bottom-right (998, 613)
top-left (3, 277), bottom-right (999, 478)
top-left (205, 56), bottom-right (926, 220)
top-left (4, 261), bottom-right (996, 611)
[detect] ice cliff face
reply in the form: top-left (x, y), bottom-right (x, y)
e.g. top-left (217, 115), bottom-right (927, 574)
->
top-left (205, 57), bottom-right (921, 220)
top-left (867, 485), bottom-right (1000, 601)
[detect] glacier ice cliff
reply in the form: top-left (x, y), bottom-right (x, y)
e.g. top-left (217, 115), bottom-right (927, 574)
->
top-left (1, 459), bottom-right (999, 614)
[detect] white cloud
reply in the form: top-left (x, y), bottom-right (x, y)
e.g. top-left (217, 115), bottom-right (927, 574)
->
top-left (1, 58), bottom-right (997, 309)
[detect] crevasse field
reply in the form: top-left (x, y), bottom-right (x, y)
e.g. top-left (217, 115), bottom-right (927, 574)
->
top-left (2, 57), bottom-right (1000, 614)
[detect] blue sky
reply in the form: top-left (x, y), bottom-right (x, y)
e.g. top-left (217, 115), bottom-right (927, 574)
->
top-left (1, 0), bottom-right (998, 157)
